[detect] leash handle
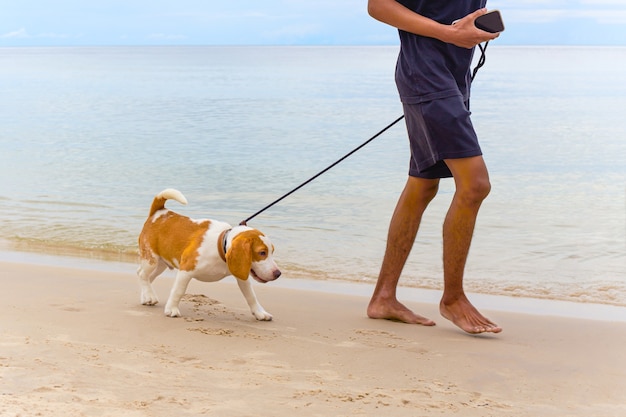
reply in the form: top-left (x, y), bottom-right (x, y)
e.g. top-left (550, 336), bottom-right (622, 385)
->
top-left (471, 41), bottom-right (489, 81)
top-left (240, 114), bottom-right (405, 225)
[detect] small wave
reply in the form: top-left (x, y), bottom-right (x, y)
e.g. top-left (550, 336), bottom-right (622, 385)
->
top-left (21, 198), bottom-right (110, 209)
top-left (2, 237), bottom-right (138, 264)
top-left (1, 235), bottom-right (624, 308)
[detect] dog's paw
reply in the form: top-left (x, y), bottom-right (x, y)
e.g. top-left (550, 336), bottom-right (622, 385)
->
top-left (141, 291), bottom-right (159, 306)
top-left (141, 294), bottom-right (159, 306)
top-left (164, 305), bottom-right (182, 318)
top-left (252, 308), bottom-right (273, 321)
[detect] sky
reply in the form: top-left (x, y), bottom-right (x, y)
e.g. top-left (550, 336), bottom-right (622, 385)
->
top-left (1, 0), bottom-right (626, 47)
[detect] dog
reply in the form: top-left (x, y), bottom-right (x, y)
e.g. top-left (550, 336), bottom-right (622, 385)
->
top-left (137, 188), bottom-right (281, 320)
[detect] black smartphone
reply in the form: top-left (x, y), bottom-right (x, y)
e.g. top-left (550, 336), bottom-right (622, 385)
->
top-left (475, 10), bottom-right (505, 33)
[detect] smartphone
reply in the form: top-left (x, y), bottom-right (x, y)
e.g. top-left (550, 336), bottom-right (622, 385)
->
top-left (475, 10), bottom-right (505, 33)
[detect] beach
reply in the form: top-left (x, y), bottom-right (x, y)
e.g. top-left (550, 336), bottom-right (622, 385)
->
top-left (1, 256), bottom-right (625, 417)
top-left (1, 46), bottom-right (625, 414)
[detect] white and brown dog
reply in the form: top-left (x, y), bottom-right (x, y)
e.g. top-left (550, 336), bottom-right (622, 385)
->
top-left (137, 188), bottom-right (280, 320)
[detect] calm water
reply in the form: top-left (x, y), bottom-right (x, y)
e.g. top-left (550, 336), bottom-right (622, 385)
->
top-left (0, 46), bottom-right (624, 306)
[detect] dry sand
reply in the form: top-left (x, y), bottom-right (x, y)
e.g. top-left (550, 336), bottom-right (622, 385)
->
top-left (1, 258), bottom-right (625, 416)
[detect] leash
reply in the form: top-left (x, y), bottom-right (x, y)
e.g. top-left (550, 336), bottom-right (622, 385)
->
top-left (240, 115), bottom-right (405, 225)
top-left (240, 42), bottom-right (490, 226)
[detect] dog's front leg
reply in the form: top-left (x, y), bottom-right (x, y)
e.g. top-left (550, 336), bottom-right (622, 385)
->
top-left (164, 271), bottom-right (194, 317)
top-left (236, 278), bottom-right (273, 321)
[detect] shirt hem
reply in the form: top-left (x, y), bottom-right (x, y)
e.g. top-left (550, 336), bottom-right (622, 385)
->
top-left (399, 89), bottom-right (465, 105)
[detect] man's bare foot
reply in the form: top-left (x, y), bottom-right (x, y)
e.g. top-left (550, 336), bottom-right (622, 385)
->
top-left (368, 297), bottom-right (436, 326)
top-left (439, 295), bottom-right (502, 334)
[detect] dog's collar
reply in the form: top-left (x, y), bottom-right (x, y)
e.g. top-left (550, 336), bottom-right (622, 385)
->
top-left (217, 228), bottom-right (232, 262)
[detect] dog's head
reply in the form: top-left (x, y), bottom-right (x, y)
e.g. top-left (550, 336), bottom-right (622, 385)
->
top-left (225, 227), bottom-right (281, 283)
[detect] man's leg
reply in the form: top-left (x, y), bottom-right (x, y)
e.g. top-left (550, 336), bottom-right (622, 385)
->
top-left (367, 176), bottom-right (439, 325)
top-left (440, 156), bottom-right (502, 334)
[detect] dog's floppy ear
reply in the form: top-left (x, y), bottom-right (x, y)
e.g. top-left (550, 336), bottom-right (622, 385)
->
top-left (226, 235), bottom-right (252, 280)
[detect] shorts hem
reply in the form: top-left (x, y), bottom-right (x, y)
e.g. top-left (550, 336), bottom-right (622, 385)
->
top-left (409, 149), bottom-right (483, 179)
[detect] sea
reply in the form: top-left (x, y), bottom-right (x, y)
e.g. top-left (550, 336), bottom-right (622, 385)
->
top-left (0, 45), bottom-right (624, 308)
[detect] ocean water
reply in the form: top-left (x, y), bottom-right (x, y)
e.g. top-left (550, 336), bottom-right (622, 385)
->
top-left (0, 45), bottom-right (624, 306)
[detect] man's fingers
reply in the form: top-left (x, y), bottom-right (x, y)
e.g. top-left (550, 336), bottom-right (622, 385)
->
top-left (468, 7), bottom-right (488, 22)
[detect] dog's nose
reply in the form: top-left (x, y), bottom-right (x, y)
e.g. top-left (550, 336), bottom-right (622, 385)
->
top-left (273, 270), bottom-right (281, 279)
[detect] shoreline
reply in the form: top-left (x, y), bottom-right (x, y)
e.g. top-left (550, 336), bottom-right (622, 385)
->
top-left (1, 248), bottom-right (625, 323)
top-left (1, 255), bottom-right (625, 416)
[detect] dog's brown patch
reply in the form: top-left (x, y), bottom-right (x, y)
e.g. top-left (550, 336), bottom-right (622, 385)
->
top-left (139, 210), bottom-right (211, 272)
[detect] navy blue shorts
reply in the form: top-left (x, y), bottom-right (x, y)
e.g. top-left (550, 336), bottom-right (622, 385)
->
top-left (403, 96), bottom-right (482, 179)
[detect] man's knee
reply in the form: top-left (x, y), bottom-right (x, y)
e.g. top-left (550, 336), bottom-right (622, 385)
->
top-left (459, 177), bottom-right (491, 204)
top-left (445, 156), bottom-right (491, 204)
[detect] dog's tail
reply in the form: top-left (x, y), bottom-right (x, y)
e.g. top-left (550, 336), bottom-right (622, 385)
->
top-left (148, 188), bottom-right (188, 217)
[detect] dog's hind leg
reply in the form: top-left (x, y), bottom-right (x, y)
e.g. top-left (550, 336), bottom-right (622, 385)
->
top-left (164, 271), bottom-right (194, 318)
top-left (236, 278), bottom-right (273, 321)
top-left (137, 259), bottom-right (167, 306)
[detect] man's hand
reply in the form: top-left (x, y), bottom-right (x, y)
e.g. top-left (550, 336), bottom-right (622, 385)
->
top-left (444, 9), bottom-right (500, 49)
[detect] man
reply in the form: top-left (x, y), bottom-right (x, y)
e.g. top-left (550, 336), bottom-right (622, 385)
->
top-left (366, 0), bottom-right (502, 334)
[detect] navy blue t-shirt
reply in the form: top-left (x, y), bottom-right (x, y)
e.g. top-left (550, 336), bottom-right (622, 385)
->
top-left (395, 0), bottom-right (487, 104)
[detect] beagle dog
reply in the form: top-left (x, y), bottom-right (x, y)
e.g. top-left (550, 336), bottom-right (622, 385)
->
top-left (137, 188), bottom-right (280, 320)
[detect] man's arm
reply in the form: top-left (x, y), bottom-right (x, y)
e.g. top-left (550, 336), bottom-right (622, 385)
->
top-left (367, 0), bottom-right (498, 48)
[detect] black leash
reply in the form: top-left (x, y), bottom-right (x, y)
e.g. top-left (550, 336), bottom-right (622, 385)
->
top-left (471, 41), bottom-right (489, 81)
top-left (240, 115), bottom-right (405, 225)
top-left (240, 42), bottom-right (489, 226)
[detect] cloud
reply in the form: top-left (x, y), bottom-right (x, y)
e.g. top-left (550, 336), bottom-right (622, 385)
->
top-left (505, 8), bottom-right (626, 24)
top-left (39, 32), bottom-right (72, 39)
top-left (490, 0), bottom-right (615, 6)
top-left (1, 28), bottom-right (29, 38)
top-left (580, 0), bottom-right (626, 4)
top-left (584, 10), bottom-right (626, 24)
top-left (147, 33), bottom-right (187, 40)
top-left (1, 28), bottom-right (72, 40)
top-left (261, 23), bottom-right (322, 43)
top-left (490, 0), bottom-right (626, 24)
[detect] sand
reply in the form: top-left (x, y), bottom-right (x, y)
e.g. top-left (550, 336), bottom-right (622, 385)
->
top-left (1, 258), bottom-right (625, 417)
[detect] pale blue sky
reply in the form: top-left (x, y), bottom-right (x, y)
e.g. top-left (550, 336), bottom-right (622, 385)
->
top-left (2, 0), bottom-right (626, 46)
